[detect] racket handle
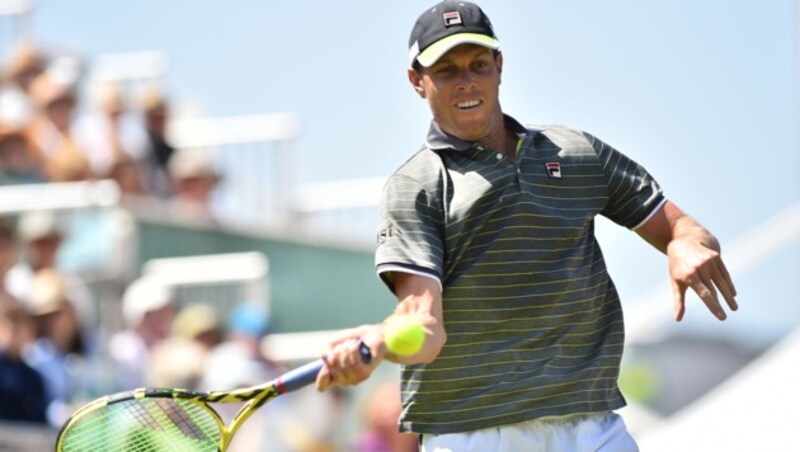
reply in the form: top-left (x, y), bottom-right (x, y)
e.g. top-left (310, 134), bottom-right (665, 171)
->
top-left (278, 340), bottom-right (372, 393)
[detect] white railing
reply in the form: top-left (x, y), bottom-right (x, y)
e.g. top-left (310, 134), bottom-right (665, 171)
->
top-left (167, 113), bottom-right (302, 229)
top-left (0, 179), bottom-right (120, 214)
top-left (142, 251), bottom-right (270, 321)
top-left (0, 0), bottom-right (33, 57)
top-left (83, 50), bottom-right (379, 243)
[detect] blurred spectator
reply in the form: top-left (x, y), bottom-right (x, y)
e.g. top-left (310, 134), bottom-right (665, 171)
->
top-left (172, 302), bottom-right (223, 350)
top-left (5, 210), bottom-right (65, 302)
top-left (143, 303), bottom-right (223, 389)
top-left (0, 120), bottom-right (46, 185)
top-left (4, 210), bottom-right (91, 309)
top-left (109, 276), bottom-right (175, 389)
top-left (0, 43), bottom-right (47, 127)
top-left (107, 153), bottom-right (145, 195)
top-left (201, 302), bottom-right (279, 391)
top-left (26, 73), bottom-right (90, 182)
top-left (24, 268), bottom-right (93, 426)
top-left (0, 220), bottom-right (17, 294)
top-left (146, 336), bottom-right (207, 390)
top-left (201, 302), bottom-right (290, 452)
top-left (357, 381), bottom-right (418, 452)
top-left (168, 148), bottom-right (222, 219)
top-left (0, 294), bottom-right (47, 423)
top-left (72, 81), bottom-right (149, 189)
top-left (139, 87), bottom-right (175, 198)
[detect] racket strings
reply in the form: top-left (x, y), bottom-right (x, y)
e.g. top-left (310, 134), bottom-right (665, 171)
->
top-left (60, 398), bottom-right (221, 451)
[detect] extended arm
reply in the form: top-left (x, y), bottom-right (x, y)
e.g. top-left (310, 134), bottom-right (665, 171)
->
top-left (636, 200), bottom-right (738, 321)
top-left (315, 272), bottom-right (446, 391)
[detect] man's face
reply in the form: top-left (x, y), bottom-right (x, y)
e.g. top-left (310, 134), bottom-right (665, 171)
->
top-left (408, 44), bottom-right (503, 142)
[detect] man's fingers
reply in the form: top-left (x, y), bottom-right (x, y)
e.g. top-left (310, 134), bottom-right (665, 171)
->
top-left (671, 280), bottom-right (686, 322)
top-left (712, 260), bottom-right (738, 312)
top-left (690, 275), bottom-right (725, 320)
top-left (315, 360), bottom-right (332, 392)
top-left (319, 340), bottom-right (373, 390)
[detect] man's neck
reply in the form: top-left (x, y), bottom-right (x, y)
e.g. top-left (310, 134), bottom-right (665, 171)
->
top-left (478, 115), bottom-right (518, 161)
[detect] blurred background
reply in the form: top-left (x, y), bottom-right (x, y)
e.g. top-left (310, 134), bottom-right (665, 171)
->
top-left (0, 0), bottom-right (797, 450)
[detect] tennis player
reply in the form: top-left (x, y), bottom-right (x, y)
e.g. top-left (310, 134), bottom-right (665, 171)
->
top-left (316, 2), bottom-right (738, 450)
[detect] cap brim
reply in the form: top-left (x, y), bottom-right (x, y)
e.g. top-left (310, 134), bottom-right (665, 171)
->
top-left (415, 33), bottom-right (500, 67)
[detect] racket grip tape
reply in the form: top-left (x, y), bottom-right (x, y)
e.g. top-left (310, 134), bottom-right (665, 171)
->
top-left (277, 340), bottom-right (372, 393)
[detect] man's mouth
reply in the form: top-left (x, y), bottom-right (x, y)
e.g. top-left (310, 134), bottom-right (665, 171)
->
top-left (456, 100), bottom-right (481, 110)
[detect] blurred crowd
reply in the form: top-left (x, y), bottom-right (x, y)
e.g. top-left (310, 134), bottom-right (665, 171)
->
top-left (0, 41), bottom-right (223, 218)
top-left (0, 41), bottom-right (416, 451)
top-left (0, 211), bottom-right (415, 451)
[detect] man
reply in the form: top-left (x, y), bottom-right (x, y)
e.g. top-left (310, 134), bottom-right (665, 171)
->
top-left (316, 2), bottom-right (738, 450)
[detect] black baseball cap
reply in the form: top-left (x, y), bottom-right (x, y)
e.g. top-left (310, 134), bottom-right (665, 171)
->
top-left (408, 1), bottom-right (500, 68)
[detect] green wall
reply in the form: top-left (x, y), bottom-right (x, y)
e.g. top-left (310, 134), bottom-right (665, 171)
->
top-left (136, 220), bottom-right (395, 333)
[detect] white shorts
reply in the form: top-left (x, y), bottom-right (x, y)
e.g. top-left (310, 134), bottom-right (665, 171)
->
top-left (420, 411), bottom-right (639, 452)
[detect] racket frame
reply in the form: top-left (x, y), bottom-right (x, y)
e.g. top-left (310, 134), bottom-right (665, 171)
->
top-left (56, 341), bottom-right (371, 451)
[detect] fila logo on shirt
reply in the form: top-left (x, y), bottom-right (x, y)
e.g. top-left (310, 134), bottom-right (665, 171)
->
top-left (545, 162), bottom-right (562, 179)
top-left (442, 11), bottom-right (463, 27)
top-left (377, 224), bottom-right (396, 244)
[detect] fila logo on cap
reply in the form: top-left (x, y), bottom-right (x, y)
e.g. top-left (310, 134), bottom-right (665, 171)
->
top-left (545, 162), bottom-right (562, 179)
top-left (442, 10), bottom-right (463, 27)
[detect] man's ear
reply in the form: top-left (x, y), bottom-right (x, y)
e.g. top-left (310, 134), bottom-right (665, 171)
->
top-left (408, 68), bottom-right (426, 99)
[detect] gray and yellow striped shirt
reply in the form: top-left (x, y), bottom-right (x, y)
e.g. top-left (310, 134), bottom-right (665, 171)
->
top-left (375, 115), bottom-right (664, 434)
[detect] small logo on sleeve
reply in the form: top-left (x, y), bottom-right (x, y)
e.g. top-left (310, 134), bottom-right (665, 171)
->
top-left (545, 162), bottom-right (562, 178)
top-left (442, 11), bottom-right (463, 27)
top-left (377, 224), bottom-right (395, 245)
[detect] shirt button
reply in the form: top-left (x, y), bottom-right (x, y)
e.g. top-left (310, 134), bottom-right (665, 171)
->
top-left (496, 153), bottom-right (503, 160)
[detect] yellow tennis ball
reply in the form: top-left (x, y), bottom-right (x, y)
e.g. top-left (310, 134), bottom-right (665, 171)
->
top-left (384, 315), bottom-right (425, 356)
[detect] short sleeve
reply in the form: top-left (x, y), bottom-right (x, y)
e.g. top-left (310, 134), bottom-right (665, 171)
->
top-left (375, 173), bottom-right (445, 293)
top-left (589, 133), bottom-right (665, 229)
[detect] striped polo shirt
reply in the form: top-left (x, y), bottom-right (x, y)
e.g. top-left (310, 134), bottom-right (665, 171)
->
top-left (375, 115), bottom-right (665, 434)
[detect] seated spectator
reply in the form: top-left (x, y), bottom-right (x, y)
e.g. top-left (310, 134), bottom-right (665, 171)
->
top-left (109, 276), bottom-right (175, 389)
top-left (5, 210), bottom-right (65, 303)
top-left (24, 268), bottom-right (94, 426)
top-left (201, 302), bottom-right (288, 452)
top-left (72, 81), bottom-right (149, 183)
top-left (142, 303), bottom-right (223, 391)
top-left (168, 148), bottom-right (222, 220)
top-left (107, 153), bottom-right (145, 195)
top-left (0, 120), bottom-right (46, 185)
top-left (172, 302), bottom-right (223, 351)
top-left (0, 220), bottom-right (17, 296)
top-left (4, 210), bottom-right (91, 310)
top-left (26, 73), bottom-right (90, 182)
top-left (0, 43), bottom-right (47, 128)
top-left (0, 294), bottom-right (47, 423)
top-left (146, 335), bottom-right (207, 390)
top-left (200, 302), bottom-right (279, 391)
top-left (139, 87), bottom-right (175, 198)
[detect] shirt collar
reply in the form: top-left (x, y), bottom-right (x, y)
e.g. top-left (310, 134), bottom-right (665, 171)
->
top-left (424, 114), bottom-right (530, 151)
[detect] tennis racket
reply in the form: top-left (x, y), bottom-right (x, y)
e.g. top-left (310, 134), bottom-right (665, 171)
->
top-left (56, 341), bottom-right (372, 451)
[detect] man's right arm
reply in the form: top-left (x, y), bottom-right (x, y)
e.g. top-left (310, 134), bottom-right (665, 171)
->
top-left (384, 271), bottom-right (446, 364)
top-left (314, 272), bottom-right (445, 391)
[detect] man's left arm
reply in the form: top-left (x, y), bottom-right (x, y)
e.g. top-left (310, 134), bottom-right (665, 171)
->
top-left (635, 200), bottom-right (738, 321)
